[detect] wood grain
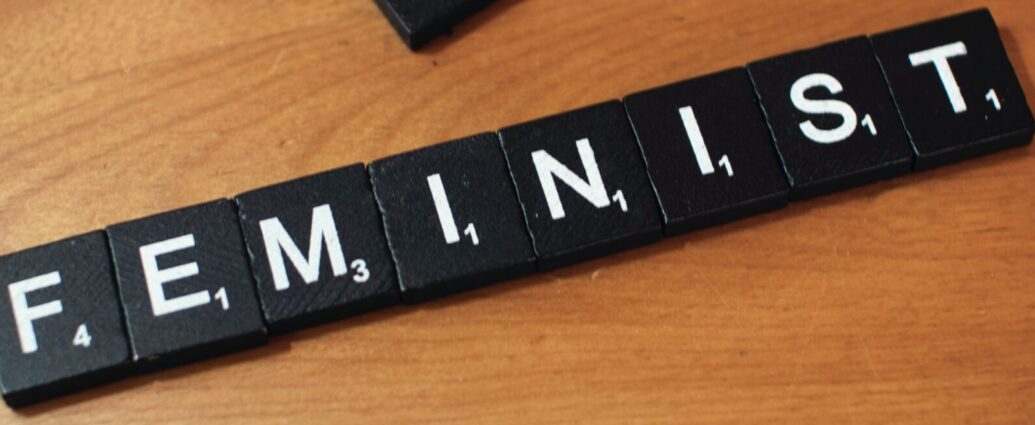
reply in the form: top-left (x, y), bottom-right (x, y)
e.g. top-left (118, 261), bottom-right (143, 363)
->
top-left (1, 0), bottom-right (1033, 423)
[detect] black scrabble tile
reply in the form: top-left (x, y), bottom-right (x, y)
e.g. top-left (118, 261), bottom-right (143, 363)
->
top-left (498, 101), bottom-right (663, 270)
top-left (0, 232), bottom-right (131, 407)
top-left (106, 200), bottom-right (266, 370)
top-left (369, 133), bottom-right (536, 303)
top-left (748, 36), bottom-right (915, 200)
top-left (624, 68), bottom-right (790, 235)
top-left (373, 0), bottom-right (497, 50)
top-left (235, 165), bottom-right (399, 333)
top-left (871, 8), bottom-right (1035, 170)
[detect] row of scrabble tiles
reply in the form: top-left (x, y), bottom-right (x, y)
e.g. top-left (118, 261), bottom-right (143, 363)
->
top-left (0, 8), bottom-right (1032, 408)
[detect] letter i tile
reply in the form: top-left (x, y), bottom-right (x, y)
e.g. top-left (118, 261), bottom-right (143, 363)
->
top-left (369, 133), bottom-right (536, 303)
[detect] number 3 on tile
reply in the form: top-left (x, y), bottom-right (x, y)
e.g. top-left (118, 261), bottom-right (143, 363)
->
top-left (351, 259), bottom-right (370, 283)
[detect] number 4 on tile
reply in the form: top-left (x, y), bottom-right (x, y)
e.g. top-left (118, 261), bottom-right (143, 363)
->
top-left (73, 324), bottom-right (91, 347)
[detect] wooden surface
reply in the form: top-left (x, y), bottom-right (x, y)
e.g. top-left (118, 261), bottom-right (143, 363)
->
top-left (1, 0), bottom-right (1033, 423)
